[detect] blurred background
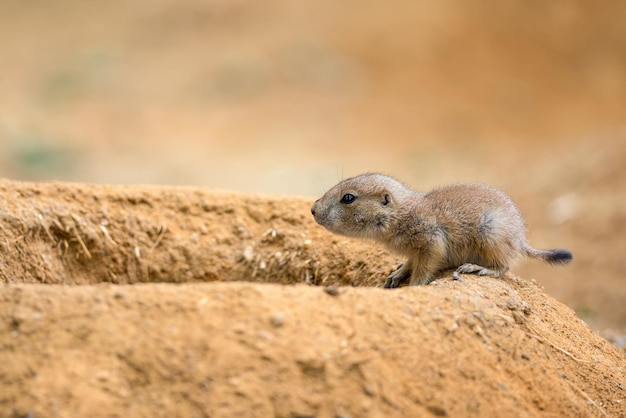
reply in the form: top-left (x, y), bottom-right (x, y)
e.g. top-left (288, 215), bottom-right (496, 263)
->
top-left (1, 0), bottom-right (625, 340)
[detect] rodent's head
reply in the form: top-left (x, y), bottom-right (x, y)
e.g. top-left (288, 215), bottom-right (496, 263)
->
top-left (310, 173), bottom-right (411, 241)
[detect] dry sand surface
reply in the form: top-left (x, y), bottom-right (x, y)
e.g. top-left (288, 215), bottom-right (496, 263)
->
top-left (1, 0), bottom-right (626, 416)
top-left (1, 180), bottom-right (625, 417)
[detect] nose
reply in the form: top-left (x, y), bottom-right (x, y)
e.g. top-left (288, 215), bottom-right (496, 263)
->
top-left (311, 199), bottom-right (319, 216)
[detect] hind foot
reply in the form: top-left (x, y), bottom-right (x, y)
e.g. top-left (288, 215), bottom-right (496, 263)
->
top-left (455, 263), bottom-right (508, 278)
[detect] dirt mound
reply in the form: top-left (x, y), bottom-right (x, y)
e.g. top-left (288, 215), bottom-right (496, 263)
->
top-left (1, 180), bottom-right (625, 417)
top-left (0, 179), bottom-right (389, 287)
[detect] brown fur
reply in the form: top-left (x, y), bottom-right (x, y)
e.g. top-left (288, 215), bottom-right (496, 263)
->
top-left (311, 173), bottom-right (572, 287)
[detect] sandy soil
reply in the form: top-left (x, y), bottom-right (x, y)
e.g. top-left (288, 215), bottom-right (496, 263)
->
top-left (1, 180), bottom-right (625, 417)
top-left (1, 0), bottom-right (625, 340)
top-left (1, 0), bottom-right (626, 416)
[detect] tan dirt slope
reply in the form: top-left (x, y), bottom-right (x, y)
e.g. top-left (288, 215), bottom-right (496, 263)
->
top-left (1, 180), bottom-right (625, 417)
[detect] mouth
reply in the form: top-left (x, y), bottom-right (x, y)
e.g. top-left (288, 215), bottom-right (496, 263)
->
top-left (313, 215), bottom-right (327, 227)
top-left (312, 213), bottom-right (334, 230)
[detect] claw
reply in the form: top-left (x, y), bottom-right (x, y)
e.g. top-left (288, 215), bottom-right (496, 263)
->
top-left (455, 263), bottom-right (506, 278)
top-left (385, 262), bottom-right (411, 289)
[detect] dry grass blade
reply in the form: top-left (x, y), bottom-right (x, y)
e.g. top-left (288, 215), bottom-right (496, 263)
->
top-left (0, 264), bottom-right (9, 282)
top-left (151, 224), bottom-right (167, 249)
top-left (100, 225), bottom-right (117, 246)
top-left (68, 213), bottom-right (92, 260)
top-left (73, 231), bottom-right (92, 260)
top-left (37, 214), bottom-right (56, 243)
top-left (525, 332), bottom-right (589, 363)
top-left (566, 380), bottom-right (609, 418)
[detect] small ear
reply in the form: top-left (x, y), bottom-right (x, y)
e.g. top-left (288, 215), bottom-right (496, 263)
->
top-left (382, 193), bottom-right (391, 206)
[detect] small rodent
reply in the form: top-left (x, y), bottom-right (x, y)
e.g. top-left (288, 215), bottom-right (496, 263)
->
top-left (311, 173), bottom-right (572, 287)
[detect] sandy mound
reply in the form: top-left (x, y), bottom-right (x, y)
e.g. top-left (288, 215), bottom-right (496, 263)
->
top-left (1, 180), bottom-right (625, 417)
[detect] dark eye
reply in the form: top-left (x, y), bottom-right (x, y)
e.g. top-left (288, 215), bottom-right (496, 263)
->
top-left (340, 193), bottom-right (356, 204)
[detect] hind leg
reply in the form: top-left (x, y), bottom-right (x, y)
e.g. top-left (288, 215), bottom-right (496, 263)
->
top-left (454, 263), bottom-right (509, 279)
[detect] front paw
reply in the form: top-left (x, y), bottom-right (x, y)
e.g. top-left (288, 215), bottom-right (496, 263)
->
top-left (385, 263), bottom-right (410, 289)
top-left (384, 276), bottom-right (396, 288)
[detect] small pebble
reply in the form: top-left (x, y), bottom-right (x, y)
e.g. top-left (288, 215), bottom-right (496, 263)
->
top-left (232, 323), bottom-right (247, 334)
top-left (506, 298), bottom-right (519, 310)
top-left (324, 286), bottom-right (340, 296)
top-left (270, 312), bottom-right (286, 327)
top-left (242, 246), bottom-right (254, 262)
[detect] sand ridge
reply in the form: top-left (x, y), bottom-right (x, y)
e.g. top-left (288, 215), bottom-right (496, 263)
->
top-left (1, 180), bottom-right (625, 417)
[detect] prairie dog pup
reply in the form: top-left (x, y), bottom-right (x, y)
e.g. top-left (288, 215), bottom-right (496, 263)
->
top-left (311, 173), bottom-right (572, 287)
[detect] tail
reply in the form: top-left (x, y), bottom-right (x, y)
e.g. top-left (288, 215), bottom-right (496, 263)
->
top-left (525, 247), bottom-right (573, 265)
